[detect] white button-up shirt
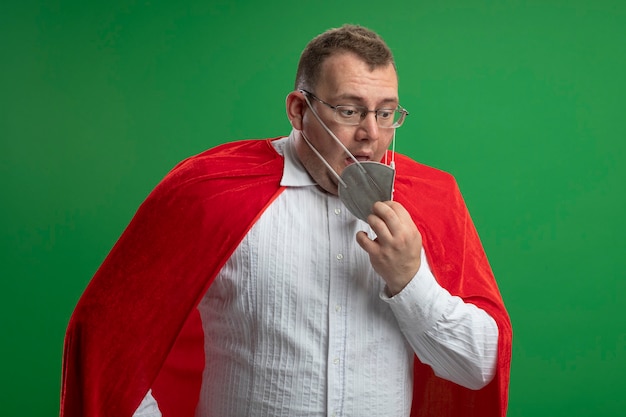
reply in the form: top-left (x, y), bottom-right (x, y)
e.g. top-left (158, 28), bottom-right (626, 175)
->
top-left (134, 133), bottom-right (498, 417)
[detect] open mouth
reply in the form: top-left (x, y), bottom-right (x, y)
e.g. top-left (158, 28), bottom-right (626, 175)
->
top-left (345, 155), bottom-right (371, 166)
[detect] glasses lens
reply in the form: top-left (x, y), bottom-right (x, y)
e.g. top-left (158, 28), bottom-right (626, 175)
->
top-left (376, 110), bottom-right (397, 128)
top-left (331, 104), bottom-right (408, 128)
top-left (334, 106), bottom-right (362, 125)
top-left (378, 109), bottom-right (406, 128)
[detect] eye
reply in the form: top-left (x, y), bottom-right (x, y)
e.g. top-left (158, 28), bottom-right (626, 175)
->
top-left (377, 110), bottom-right (394, 119)
top-left (337, 106), bottom-right (360, 118)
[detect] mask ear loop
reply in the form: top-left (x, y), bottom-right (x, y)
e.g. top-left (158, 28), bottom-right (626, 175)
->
top-left (301, 92), bottom-right (368, 176)
top-left (390, 129), bottom-right (396, 199)
top-left (384, 129), bottom-right (396, 169)
top-left (300, 131), bottom-right (348, 188)
top-left (299, 91), bottom-right (394, 196)
top-left (390, 129), bottom-right (396, 169)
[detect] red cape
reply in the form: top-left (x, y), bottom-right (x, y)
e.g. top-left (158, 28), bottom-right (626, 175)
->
top-left (61, 138), bottom-right (512, 417)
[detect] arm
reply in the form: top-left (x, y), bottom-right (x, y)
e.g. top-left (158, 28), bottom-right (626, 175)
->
top-left (357, 201), bottom-right (498, 389)
top-left (380, 249), bottom-right (498, 389)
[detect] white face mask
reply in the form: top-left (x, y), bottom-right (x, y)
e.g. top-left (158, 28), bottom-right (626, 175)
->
top-left (300, 94), bottom-right (397, 221)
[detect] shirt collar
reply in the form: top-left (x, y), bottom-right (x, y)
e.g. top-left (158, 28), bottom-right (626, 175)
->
top-left (273, 130), bottom-right (317, 187)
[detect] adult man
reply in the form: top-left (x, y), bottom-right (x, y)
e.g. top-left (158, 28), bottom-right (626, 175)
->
top-left (61, 25), bottom-right (511, 417)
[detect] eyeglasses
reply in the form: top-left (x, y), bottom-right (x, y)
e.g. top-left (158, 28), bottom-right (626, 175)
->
top-left (300, 89), bottom-right (409, 129)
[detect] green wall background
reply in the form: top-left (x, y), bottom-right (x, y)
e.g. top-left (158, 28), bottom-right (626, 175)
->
top-left (1, 1), bottom-right (624, 415)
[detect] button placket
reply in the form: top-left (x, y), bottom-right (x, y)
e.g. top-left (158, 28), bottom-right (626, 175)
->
top-left (327, 197), bottom-right (349, 417)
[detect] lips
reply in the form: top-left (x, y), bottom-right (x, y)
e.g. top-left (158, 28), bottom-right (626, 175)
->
top-left (345, 154), bottom-right (371, 166)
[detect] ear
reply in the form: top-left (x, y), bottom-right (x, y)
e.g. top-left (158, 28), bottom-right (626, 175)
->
top-left (286, 91), bottom-right (306, 130)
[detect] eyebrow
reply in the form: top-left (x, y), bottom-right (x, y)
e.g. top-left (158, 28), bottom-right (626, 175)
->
top-left (334, 93), bottom-right (399, 107)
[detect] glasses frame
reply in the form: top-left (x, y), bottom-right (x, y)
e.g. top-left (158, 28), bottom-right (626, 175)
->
top-left (300, 89), bottom-right (409, 129)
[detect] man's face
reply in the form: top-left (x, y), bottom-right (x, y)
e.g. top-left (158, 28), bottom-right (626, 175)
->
top-left (295, 52), bottom-right (399, 195)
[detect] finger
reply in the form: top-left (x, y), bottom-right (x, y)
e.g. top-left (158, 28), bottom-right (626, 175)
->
top-left (370, 201), bottom-right (402, 238)
top-left (366, 210), bottom-right (393, 243)
top-left (379, 201), bottom-right (415, 234)
top-left (356, 230), bottom-right (379, 255)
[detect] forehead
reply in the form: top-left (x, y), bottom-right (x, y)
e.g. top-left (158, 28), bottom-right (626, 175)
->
top-left (316, 52), bottom-right (398, 103)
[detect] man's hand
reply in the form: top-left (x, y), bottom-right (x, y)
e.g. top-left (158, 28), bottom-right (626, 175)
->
top-left (356, 201), bottom-right (423, 296)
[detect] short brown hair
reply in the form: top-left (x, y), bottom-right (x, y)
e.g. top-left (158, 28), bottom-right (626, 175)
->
top-left (294, 24), bottom-right (396, 91)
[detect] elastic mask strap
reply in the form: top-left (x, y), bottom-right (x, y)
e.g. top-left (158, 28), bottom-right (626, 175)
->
top-left (384, 129), bottom-right (397, 168)
top-left (300, 131), bottom-right (347, 188)
top-left (303, 92), bottom-right (397, 171)
top-left (302, 93), bottom-right (368, 176)
top-left (390, 129), bottom-right (396, 169)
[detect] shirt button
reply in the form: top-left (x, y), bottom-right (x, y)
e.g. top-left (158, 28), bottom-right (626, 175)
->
top-left (334, 208), bottom-right (341, 215)
top-left (336, 253), bottom-right (343, 260)
top-left (335, 305), bottom-right (342, 313)
top-left (333, 358), bottom-right (340, 365)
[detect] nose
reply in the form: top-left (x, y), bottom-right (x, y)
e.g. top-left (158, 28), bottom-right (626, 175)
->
top-left (357, 111), bottom-right (380, 140)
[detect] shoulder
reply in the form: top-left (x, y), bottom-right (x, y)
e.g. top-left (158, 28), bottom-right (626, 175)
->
top-left (167, 138), bottom-right (283, 182)
top-left (149, 138), bottom-right (285, 202)
top-left (392, 152), bottom-right (467, 224)
top-left (173, 138), bottom-right (284, 177)
top-left (393, 152), bottom-right (459, 193)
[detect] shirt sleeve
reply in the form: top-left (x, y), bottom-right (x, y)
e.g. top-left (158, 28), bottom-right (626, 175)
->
top-left (380, 249), bottom-right (499, 390)
top-left (133, 389), bottom-right (162, 417)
